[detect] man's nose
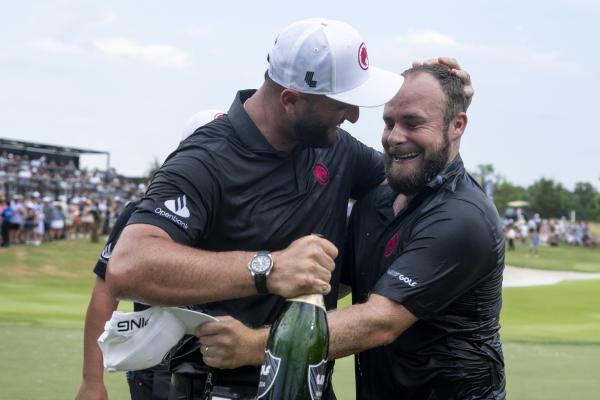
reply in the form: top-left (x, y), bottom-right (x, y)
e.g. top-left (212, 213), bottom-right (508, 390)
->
top-left (385, 125), bottom-right (408, 146)
top-left (344, 106), bottom-right (360, 124)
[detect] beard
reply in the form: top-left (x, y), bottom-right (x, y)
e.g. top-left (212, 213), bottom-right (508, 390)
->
top-left (385, 131), bottom-right (450, 196)
top-left (293, 112), bottom-right (338, 148)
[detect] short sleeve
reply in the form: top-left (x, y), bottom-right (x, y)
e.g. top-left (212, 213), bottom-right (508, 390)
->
top-left (127, 148), bottom-right (221, 246)
top-left (372, 199), bottom-right (499, 319)
top-left (93, 201), bottom-right (138, 280)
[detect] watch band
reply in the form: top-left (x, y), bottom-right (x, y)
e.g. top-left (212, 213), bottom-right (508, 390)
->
top-left (255, 273), bottom-right (268, 295)
top-left (253, 251), bottom-right (271, 295)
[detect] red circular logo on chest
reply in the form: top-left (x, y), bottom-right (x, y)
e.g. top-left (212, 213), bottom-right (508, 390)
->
top-left (358, 42), bottom-right (369, 70)
top-left (384, 233), bottom-right (399, 257)
top-left (313, 163), bottom-right (330, 187)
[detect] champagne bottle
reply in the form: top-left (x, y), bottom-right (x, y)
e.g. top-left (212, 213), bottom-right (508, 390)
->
top-left (256, 294), bottom-right (329, 400)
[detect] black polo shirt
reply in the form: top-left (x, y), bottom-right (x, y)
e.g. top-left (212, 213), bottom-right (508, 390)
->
top-left (94, 200), bottom-right (149, 312)
top-left (126, 89), bottom-right (384, 382)
top-left (342, 156), bottom-right (506, 400)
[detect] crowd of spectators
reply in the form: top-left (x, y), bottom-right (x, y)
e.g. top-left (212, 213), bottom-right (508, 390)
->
top-left (2, 150), bottom-right (599, 251)
top-left (503, 209), bottom-right (597, 253)
top-left (0, 151), bottom-right (145, 248)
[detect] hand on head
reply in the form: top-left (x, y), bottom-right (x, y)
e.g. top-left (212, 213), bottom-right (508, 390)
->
top-left (413, 57), bottom-right (473, 106)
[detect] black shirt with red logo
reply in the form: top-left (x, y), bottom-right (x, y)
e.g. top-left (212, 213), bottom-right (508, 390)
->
top-left (341, 156), bottom-right (506, 399)
top-left (126, 89), bottom-right (384, 383)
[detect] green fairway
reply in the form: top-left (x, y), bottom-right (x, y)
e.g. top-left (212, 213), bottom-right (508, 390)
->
top-left (502, 280), bottom-right (600, 398)
top-left (502, 280), bottom-right (600, 343)
top-left (1, 239), bottom-right (600, 399)
top-left (505, 242), bottom-right (600, 272)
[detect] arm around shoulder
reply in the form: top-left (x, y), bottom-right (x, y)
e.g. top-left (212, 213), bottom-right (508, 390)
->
top-left (328, 294), bottom-right (417, 360)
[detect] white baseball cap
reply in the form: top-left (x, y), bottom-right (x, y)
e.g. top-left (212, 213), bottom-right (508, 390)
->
top-left (181, 109), bottom-right (225, 141)
top-left (98, 307), bottom-right (217, 372)
top-left (267, 18), bottom-right (403, 107)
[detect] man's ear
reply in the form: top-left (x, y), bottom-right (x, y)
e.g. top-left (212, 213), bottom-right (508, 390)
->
top-left (450, 112), bottom-right (468, 140)
top-left (280, 89), bottom-right (304, 115)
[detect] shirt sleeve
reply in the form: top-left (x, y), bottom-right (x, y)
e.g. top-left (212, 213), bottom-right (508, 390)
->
top-left (344, 133), bottom-right (385, 199)
top-left (372, 199), bottom-right (500, 320)
top-left (126, 147), bottom-right (220, 246)
top-left (93, 201), bottom-right (138, 280)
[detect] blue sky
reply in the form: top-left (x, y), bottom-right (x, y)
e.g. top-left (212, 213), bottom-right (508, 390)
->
top-left (1, 0), bottom-right (599, 189)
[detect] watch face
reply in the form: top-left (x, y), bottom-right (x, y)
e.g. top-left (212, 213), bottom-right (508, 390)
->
top-left (251, 255), bottom-right (272, 274)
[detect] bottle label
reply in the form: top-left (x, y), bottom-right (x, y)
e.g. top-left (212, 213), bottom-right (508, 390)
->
top-left (308, 359), bottom-right (327, 400)
top-left (289, 294), bottom-right (325, 310)
top-left (256, 350), bottom-right (281, 399)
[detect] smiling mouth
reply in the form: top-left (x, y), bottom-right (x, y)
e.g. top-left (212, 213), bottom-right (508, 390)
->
top-left (392, 152), bottom-right (420, 162)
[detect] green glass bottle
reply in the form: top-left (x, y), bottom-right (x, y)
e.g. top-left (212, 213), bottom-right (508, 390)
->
top-left (256, 294), bottom-right (329, 400)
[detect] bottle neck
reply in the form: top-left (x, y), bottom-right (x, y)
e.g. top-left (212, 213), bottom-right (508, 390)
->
top-left (288, 294), bottom-right (325, 310)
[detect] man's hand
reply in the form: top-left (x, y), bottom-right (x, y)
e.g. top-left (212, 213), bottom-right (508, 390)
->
top-left (269, 234), bottom-right (338, 298)
top-left (413, 57), bottom-right (474, 106)
top-left (196, 316), bottom-right (268, 369)
top-left (75, 380), bottom-right (108, 400)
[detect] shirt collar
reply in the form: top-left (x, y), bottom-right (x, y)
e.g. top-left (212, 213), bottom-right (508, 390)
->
top-left (423, 154), bottom-right (465, 192)
top-left (227, 90), bottom-right (288, 155)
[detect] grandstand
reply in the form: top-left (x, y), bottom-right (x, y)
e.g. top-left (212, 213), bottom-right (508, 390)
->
top-left (1, 138), bottom-right (147, 246)
top-left (0, 137), bottom-right (143, 201)
top-left (0, 138), bottom-right (109, 170)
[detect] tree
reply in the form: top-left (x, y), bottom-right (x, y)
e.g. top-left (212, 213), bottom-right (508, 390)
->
top-left (470, 164), bottom-right (495, 186)
top-left (492, 179), bottom-right (527, 217)
top-left (592, 193), bottom-right (600, 222)
top-left (527, 178), bottom-right (568, 218)
top-left (571, 182), bottom-right (598, 221)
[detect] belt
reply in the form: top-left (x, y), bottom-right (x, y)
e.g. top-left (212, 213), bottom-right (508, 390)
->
top-left (171, 373), bottom-right (258, 400)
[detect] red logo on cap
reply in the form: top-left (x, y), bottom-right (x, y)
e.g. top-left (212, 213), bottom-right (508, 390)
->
top-left (213, 112), bottom-right (224, 120)
top-left (384, 233), bottom-right (398, 257)
top-left (313, 163), bottom-right (330, 187)
top-left (358, 42), bottom-right (369, 70)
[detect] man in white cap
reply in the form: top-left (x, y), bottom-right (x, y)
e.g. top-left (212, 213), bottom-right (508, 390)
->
top-left (76, 110), bottom-right (224, 400)
top-left (107, 18), bottom-right (472, 400)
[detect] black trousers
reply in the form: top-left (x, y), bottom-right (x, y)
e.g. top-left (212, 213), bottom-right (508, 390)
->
top-left (168, 374), bottom-right (258, 400)
top-left (127, 365), bottom-right (172, 400)
top-left (167, 373), bottom-right (337, 400)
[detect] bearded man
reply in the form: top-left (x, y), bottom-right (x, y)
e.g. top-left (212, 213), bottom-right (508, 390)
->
top-left (328, 63), bottom-right (506, 399)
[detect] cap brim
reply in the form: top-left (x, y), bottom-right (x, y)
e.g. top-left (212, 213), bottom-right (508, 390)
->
top-left (98, 308), bottom-right (184, 371)
top-left (166, 307), bottom-right (218, 335)
top-left (327, 67), bottom-right (404, 108)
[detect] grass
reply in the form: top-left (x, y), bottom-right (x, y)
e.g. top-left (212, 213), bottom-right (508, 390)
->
top-left (0, 239), bottom-right (129, 399)
top-left (501, 280), bottom-right (600, 343)
top-left (505, 241), bottom-right (600, 272)
top-left (1, 239), bottom-right (600, 399)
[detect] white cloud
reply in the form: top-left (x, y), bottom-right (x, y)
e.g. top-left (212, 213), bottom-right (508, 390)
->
top-left (93, 38), bottom-right (191, 68)
top-left (31, 39), bottom-right (81, 54)
top-left (396, 30), bottom-right (460, 47)
top-left (386, 29), bottom-right (579, 76)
